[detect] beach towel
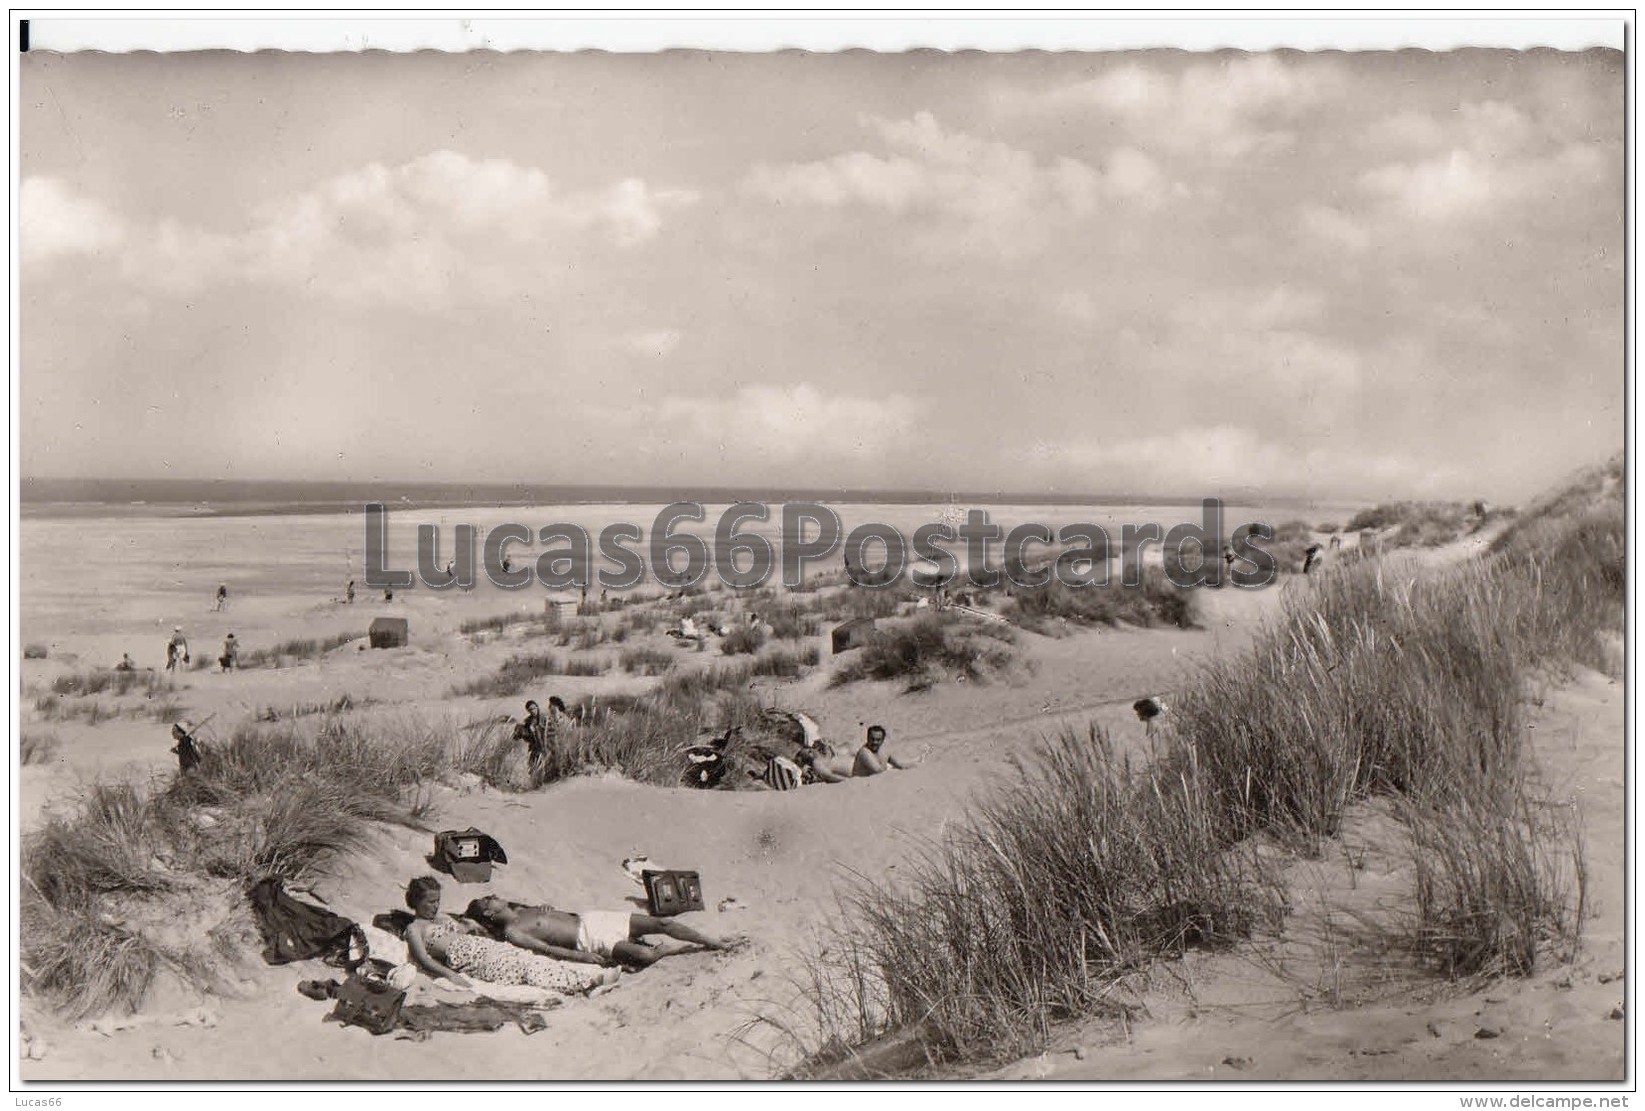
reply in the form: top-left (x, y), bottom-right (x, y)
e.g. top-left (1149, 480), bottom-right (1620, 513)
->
top-left (760, 755), bottom-right (802, 791)
top-left (575, 911), bottom-right (632, 958)
top-left (393, 999), bottom-right (554, 1040)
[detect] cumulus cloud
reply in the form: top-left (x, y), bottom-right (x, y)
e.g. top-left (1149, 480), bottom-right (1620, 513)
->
top-left (640, 383), bottom-right (919, 466)
top-left (20, 177), bottom-right (127, 262)
top-left (1016, 424), bottom-right (1458, 496)
top-left (1356, 97), bottom-right (1614, 223)
top-left (622, 329), bottom-right (684, 357)
top-left (27, 152), bottom-right (699, 303)
top-left (1299, 204), bottom-right (1373, 253)
top-left (999, 54), bottom-right (1343, 160)
top-left (742, 112), bottom-right (1179, 245)
top-left (1165, 287), bottom-right (1362, 398)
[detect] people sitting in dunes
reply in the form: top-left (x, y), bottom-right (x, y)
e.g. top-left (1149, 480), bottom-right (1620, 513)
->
top-left (852, 724), bottom-right (918, 777)
top-left (463, 895), bottom-right (737, 969)
top-left (115, 652), bottom-right (136, 672)
top-left (793, 746), bottom-right (852, 784)
top-left (403, 876), bottom-right (618, 995)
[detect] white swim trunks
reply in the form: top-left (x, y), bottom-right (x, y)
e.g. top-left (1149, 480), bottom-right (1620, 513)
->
top-left (575, 911), bottom-right (633, 958)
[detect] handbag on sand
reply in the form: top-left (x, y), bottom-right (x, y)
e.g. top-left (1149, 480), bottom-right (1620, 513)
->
top-left (326, 971), bottom-right (406, 1036)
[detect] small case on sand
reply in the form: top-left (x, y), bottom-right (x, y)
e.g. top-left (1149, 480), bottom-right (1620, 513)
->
top-left (641, 869), bottom-right (705, 917)
top-left (434, 828), bottom-right (508, 884)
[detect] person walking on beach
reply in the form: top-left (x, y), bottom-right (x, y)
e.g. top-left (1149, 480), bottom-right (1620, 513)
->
top-left (345, 580), bottom-right (356, 604)
top-left (170, 720), bottom-right (202, 774)
top-left (215, 583), bottom-right (228, 611)
top-left (165, 627), bottom-right (191, 672)
top-left (219, 633), bottom-right (239, 672)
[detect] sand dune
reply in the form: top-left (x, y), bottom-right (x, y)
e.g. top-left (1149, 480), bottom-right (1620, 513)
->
top-left (17, 523), bottom-right (1623, 1083)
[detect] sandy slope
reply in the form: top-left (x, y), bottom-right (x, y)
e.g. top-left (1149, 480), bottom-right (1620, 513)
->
top-left (17, 547), bottom-right (1625, 1083)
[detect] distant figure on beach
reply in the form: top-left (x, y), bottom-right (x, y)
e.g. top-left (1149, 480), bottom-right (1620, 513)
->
top-left (501, 557), bottom-right (512, 574)
top-left (115, 653), bottom-right (136, 672)
top-left (1222, 545), bottom-right (1237, 581)
top-left (345, 580), bottom-right (356, 604)
top-left (219, 633), bottom-right (238, 672)
top-left (852, 725), bottom-right (918, 777)
top-left (515, 700), bottom-right (547, 770)
top-left (165, 627), bottom-right (190, 672)
top-left (1328, 533), bottom-right (1343, 552)
top-left (214, 583), bottom-right (228, 611)
top-left (384, 588), bottom-right (394, 603)
top-left (170, 720), bottom-right (202, 774)
top-left (464, 895), bottom-right (736, 969)
top-left (1303, 543), bottom-right (1325, 575)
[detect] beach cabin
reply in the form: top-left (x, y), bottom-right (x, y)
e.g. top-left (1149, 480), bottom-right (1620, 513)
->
top-left (544, 594), bottom-right (579, 629)
top-left (368, 617), bottom-right (409, 649)
top-left (831, 617), bottom-right (878, 656)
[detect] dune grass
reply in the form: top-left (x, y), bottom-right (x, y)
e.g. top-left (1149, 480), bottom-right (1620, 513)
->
top-left (781, 480), bottom-right (1612, 1073)
top-left (1008, 566), bottom-right (1201, 631)
top-left (721, 624), bottom-right (769, 656)
top-left (20, 730), bottom-right (61, 765)
top-left (448, 652), bottom-right (570, 698)
top-left (19, 717), bottom-right (450, 1017)
top-left (776, 729), bottom-right (1282, 1065)
top-left (830, 612), bottom-right (1016, 691)
top-left (238, 632), bottom-right (357, 669)
top-left (1347, 501), bottom-right (1478, 550)
top-left (620, 645), bottom-right (675, 675)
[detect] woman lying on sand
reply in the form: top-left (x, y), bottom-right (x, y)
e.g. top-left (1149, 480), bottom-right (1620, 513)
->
top-left (464, 895), bottom-right (740, 969)
top-left (403, 876), bottom-right (620, 995)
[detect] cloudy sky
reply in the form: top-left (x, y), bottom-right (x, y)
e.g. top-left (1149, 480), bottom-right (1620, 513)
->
top-left (20, 48), bottom-right (1622, 502)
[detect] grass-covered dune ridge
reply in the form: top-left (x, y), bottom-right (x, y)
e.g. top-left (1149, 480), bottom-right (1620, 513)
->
top-left (779, 461), bottom-right (1618, 1072)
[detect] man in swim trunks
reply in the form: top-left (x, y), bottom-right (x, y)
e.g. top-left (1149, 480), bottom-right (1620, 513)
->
top-left (851, 724), bottom-right (918, 777)
top-left (465, 896), bottom-right (738, 969)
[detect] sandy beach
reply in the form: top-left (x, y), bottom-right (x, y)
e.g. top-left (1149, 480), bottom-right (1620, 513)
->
top-left (15, 499), bottom-right (1625, 1083)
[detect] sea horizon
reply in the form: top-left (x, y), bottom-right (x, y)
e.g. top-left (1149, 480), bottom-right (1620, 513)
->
top-left (16, 476), bottom-right (1350, 521)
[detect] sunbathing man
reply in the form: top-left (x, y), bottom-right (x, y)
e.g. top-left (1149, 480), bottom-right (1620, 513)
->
top-left (793, 746), bottom-right (851, 784)
top-left (464, 895), bottom-right (737, 969)
top-left (852, 724), bottom-right (919, 777)
top-left (403, 876), bottom-right (616, 996)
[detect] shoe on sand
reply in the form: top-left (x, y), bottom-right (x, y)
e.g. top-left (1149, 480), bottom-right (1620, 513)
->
top-left (621, 856), bottom-right (652, 886)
